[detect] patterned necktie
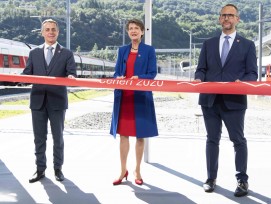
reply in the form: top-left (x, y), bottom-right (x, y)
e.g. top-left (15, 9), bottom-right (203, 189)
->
top-left (221, 36), bottom-right (230, 66)
top-left (46, 46), bottom-right (54, 66)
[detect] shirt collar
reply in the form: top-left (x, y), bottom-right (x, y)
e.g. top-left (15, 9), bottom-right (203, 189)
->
top-left (220, 31), bottom-right (236, 40)
top-left (44, 42), bottom-right (58, 50)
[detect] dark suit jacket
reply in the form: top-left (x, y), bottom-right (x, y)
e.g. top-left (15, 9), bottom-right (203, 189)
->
top-left (23, 43), bottom-right (77, 110)
top-left (194, 34), bottom-right (258, 110)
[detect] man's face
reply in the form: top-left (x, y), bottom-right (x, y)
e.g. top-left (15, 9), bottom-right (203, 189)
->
top-left (41, 22), bottom-right (59, 45)
top-left (219, 6), bottom-right (240, 33)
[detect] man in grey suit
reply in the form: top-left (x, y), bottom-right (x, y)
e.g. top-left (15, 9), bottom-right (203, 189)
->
top-left (23, 19), bottom-right (77, 183)
top-left (194, 4), bottom-right (258, 197)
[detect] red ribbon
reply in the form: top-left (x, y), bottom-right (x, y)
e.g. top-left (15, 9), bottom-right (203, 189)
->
top-left (0, 73), bottom-right (270, 95)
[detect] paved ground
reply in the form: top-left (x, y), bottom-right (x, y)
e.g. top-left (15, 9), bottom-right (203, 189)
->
top-left (0, 93), bottom-right (271, 204)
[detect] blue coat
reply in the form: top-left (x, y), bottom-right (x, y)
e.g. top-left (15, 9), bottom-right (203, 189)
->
top-left (110, 42), bottom-right (158, 138)
top-left (195, 34), bottom-right (258, 110)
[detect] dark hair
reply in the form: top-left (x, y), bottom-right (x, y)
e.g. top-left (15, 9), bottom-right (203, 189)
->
top-left (125, 19), bottom-right (145, 32)
top-left (221, 4), bottom-right (239, 16)
top-left (41, 19), bottom-right (59, 31)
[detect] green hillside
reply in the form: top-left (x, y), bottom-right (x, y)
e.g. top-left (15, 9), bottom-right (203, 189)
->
top-left (0, 0), bottom-right (269, 53)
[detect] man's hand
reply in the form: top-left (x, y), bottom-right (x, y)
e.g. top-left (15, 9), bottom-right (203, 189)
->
top-left (67, 75), bottom-right (75, 79)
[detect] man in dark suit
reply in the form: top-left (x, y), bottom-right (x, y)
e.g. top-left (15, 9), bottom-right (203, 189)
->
top-left (23, 19), bottom-right (77, 183)
top-left (194, 4), bottom-right (258, 197)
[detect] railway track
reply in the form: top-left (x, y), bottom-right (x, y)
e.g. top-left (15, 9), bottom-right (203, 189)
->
top-left (0, 86), bottom-right (93, 103)
top-left (0, 86), bottom-right (31, 103)
top-left (0, 86), bottom-right (31, 95)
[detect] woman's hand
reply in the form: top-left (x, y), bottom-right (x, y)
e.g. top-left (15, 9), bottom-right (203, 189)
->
top-left (116, 76), bottom-right (126, 79)
top-left (130, 76), bottom-right (138, 79)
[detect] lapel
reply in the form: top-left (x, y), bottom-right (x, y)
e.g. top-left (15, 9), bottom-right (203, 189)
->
top-left (38, 45), bottom-right (48, 73)
top-left (122, 43), bottom-right (143, 76)
top-left (134, 42), bottom-right (143, 75)
top-left (214, 37), bottom-right (222, 67)
top-left (223, 34), bottom-right (240, 67)
top-left (122, 45), bottom-right (131, 75)
top-left (47, 44), bottom-right (62, 74)
top-left (122, 42), bottom-right (144, 75)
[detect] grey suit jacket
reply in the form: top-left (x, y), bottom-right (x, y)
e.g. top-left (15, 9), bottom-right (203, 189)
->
top-left (23, 43), bottom-right (77, 110)
top-left (194, 34), bottom-right (258, 110)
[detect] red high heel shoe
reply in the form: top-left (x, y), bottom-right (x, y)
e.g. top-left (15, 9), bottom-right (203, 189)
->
top-left (113, 170), bottom-right (128, 185)
top-left (133, 171), bottom-right (143, 185)
top-left (135, 178), bottom-right (143, 185)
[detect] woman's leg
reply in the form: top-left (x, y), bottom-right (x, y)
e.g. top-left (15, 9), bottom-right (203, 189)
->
top-left (134, 138), bottom-right (144, 179)
top-left (118, 135), bottom-right (130, 179)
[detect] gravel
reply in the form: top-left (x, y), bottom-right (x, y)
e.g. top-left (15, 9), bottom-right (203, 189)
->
top-left (65, 93), bottom-right (271, 137)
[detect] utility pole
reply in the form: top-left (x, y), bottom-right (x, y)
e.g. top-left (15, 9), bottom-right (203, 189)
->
top-left (144, 0), bottom-right (152, 163)
top-left (66, 0), bottom-right (71, 50)
top-left (258, 3), bottom-right (263, 81)
top-left (144, 0), bottom-right (152, 46)
top-left (30, 0), bottom-right (70, 49)
top-left (122, 20), bottom-right (126, 45)
top-left (189, 31), bottom-right (192, 81)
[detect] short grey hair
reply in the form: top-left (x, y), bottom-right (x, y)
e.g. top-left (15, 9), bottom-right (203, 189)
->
top-left (41, 19), bottom-right (59, 32)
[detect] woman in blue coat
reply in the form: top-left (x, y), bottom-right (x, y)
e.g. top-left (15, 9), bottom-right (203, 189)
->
top-left (110, 19), bottom-right (158, 186)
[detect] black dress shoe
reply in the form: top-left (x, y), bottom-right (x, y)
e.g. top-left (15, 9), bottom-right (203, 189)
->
top-left (55, 169), bottom-right (64, 181)
top-left (234, 181), bottom-right (248, 197)
top-left (203, 179), bottom-right (216, 192)
top-left (29, 170), bottom-right (45, 183)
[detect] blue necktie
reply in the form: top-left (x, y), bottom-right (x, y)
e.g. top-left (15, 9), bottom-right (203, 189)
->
top-left (221, 36), bottom-right (230, 66)
top-left (46, 46), bottom-right (54, 66)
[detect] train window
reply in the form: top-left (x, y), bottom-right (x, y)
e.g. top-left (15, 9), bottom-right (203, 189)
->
top-left (85, 64), bottom-right (90, 70)
top-left (93, 65), bottom-right (99, 71)
top-left (3, 55), bottom-right (9, 67)
top-left (180, 61), bottom-right (190, 68)
top-left (12, 56), bottom-right (20, 65)
top-left (75, 63), bottom-right (81, 70)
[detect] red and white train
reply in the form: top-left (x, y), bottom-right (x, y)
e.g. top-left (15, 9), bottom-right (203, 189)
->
top-left (260, 55), bottom-right (271, 77)
top-left (0, 38), bottom-right (115, 85)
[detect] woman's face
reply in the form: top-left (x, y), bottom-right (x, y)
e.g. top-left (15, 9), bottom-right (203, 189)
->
top-left (127, 23), bottom-right (144, 42)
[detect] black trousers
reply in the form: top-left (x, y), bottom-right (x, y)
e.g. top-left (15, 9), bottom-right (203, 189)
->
top-left (201, 96), bottom-right (248, 182)
top-left (31, 101), bottom-right (66, 171)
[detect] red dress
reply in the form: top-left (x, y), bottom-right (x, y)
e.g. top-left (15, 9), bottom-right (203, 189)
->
top-left (117, 52), bottom-right (137, 136)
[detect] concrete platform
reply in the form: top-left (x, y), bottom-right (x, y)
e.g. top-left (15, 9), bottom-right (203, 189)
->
top-left (0, 95), bottom-right (270, 204)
